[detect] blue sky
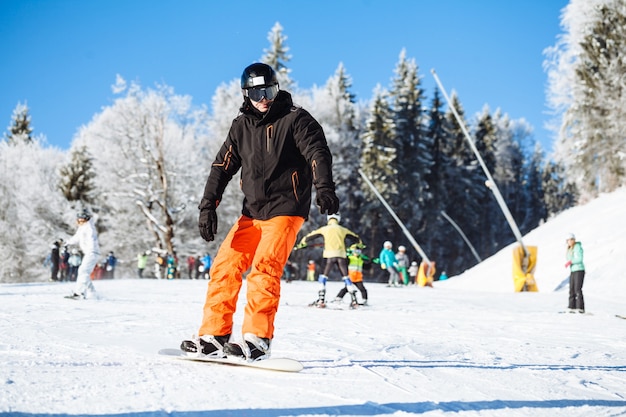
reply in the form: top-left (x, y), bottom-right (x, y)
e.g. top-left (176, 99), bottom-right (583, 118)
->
top-left (1, 0), bottom-right (568, 153)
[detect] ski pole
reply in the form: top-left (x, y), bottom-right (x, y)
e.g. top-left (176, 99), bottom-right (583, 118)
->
top-left (358, 169), bottom-right (430, 264)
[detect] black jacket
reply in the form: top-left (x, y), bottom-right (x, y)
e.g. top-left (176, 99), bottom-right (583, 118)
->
top-left (199, 90), bottom-right (335, 220)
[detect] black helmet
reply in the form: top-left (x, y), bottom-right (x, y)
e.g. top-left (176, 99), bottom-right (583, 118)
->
top-left (241, 63), bottom-right (278, 89)
top-left (77, 209), bottom-right (91, 221)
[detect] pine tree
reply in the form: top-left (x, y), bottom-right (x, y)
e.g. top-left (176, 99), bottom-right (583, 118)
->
top-left (5, 102), bottom-right (34, 145)
top-left (359, 86), bottom-right (396, 274)
top-left (521, 143), bottom-right (547, 231)
top-left (473, 107), bottom-right (501, 256)
top-left (58, 145), bottom-right (97, 205)
top-left (571, 2), bottom-right (626, 195)
top-left (542, 160), bottom-right (578, 218)
top-left (423, 90), bottom-right (457, 272)
top-left (261, 22), bottom-right (293, 90)
top-left (492, 111), bottom-right (525, 239)
top-left (317, 63), bottom-right (361, 231)
top-left (440, 93), bottom-right (485, 274)
top-left (546, 0), bottom-right (626, 199)
top-left (387, 50), bottom-right (432, 263)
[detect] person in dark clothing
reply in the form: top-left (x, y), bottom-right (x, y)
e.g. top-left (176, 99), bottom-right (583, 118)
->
top-left (49, 239), bottom-right (62, 281)
top-left (104, 251), bottom-right (117, 279)
top-left (181, 63), bottom-right (339, 362)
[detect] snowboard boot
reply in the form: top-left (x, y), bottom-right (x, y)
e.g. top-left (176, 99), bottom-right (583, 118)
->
top-left (180, 334), bottom-right (230, 357)
top-left (224, 333), bottom-right (271, 361)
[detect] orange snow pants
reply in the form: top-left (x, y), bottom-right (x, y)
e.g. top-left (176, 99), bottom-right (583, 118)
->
top-left (198, 215), bottom-right (304, 340)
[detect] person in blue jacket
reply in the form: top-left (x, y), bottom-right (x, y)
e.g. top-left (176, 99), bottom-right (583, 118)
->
top-left (565, 233), bottom-right (586, 313)
top-left (379, 241), bottom-right (399, 286)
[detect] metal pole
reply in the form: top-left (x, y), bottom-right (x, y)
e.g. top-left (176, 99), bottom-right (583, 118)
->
top-left (440, 210), bottom-right (482, 263)
top-left (430, 69), bottom-right (527, 257)
top-left (358, 169), bottom-right (430, 263)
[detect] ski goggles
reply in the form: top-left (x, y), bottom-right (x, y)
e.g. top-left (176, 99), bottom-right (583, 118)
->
top-left (245, 84), bottom-right (279, 102)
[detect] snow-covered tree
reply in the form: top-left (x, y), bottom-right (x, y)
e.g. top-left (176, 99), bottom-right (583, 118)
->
top-left (358, 86), bottom-right (396, 266)
top-left (542, 160), bottom-right (578, 217)
top-left (261, 22), bottom-right (293, 90)
top-left (0, 140), bottom-right (69, 282)
top-left (522, 142), bottom-right (548, 231)
top-left (4, 102), bottom-right (34, 145)
top-left (545, 0), bottom-right (626, 199)
top-left (72, 78), bottom-right (213, 269)
top-left (388, 49), bottom-right (432, 255)
top-left (439, 92), bottom-right (485, 274)
top-left (308, 63), bottom-right (361, 230)
top-left (58, 145), bottom-right (97, 206)
top-left (423, 90), bottom-right (458, 271)
top-left (492, 111), bottom-right (526, 239)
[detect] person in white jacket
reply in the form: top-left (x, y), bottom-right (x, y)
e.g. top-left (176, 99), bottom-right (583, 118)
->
top-left (65, 210), bottom-right (100, 299)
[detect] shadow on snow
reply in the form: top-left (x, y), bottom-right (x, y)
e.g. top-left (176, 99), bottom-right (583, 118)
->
top-left (4, 399), bottom-right (626, 417)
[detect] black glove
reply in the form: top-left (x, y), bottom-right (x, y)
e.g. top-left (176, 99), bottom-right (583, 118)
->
top-left (199, 207), bottom-right (218, 242)
top-left (316, 187), bottom-right (339, 215)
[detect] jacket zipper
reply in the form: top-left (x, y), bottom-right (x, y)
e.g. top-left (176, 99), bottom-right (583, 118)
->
top-left (266, 125), bottom-right (273, 153)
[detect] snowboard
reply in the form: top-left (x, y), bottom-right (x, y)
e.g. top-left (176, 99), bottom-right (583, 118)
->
top-left (616, 314), bottom-right (626, 320)
top-left (158, 348), bottom-right (303, 373)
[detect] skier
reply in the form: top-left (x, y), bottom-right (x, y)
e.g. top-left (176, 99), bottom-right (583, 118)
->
top-left (565, 233), bottom-right (586, 313)
top-left (65, 210), bottom-right (100, 299)
top-left (333, 243), bottom-right (371, 307)
top-left (296, 213), bottom-right (361, 307)
top-left (379, 241), bottom-right (399, 286)
top-left (181, 63), bottom-right (338, 361)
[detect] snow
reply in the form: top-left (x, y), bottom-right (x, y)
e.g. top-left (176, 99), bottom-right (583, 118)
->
top-left (2, 188), bottom-right (626, 417)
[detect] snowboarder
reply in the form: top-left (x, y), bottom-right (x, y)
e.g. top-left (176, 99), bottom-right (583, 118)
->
top-left (65, 209), bottom-right (100, 299)
top-left (181, 62), bottom-right (338, 361)
top-left (296, 213), bottom-right (361, 307)
top-left (565, 233), bottom-right (586, 313)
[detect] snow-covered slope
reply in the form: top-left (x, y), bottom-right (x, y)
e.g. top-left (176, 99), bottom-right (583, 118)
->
top-left (2, 188), bottom-right (626, 417)
top-left (443, 186), bottom-right (626, 300)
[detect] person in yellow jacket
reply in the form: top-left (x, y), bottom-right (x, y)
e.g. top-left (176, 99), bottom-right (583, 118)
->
top-left (297, 213), bottom-right (361, 307)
